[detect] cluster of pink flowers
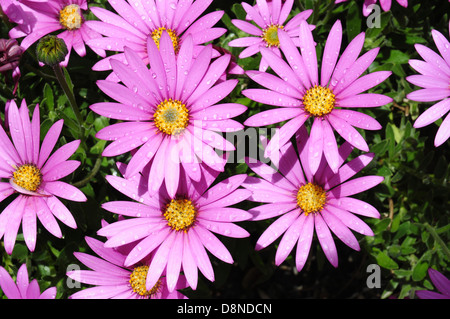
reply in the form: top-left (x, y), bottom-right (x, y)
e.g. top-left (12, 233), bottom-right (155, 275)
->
top-left (0, 0), bottom-right (448, 299)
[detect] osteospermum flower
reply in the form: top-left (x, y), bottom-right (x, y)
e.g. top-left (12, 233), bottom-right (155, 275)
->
top-left (0, 99), bottom-right (86, 254)
top-left (67, 236), bottom-right (188, 299)
top-left (0, 264), bottom-right (56, 299)
top-left (90, 33), bottom-right (246, 198)
top-left (86, 0), bottom-right (226, 80)
top-left (2, 0), bottom-right (105, 66)
top-left (243, 19), bottom-right (392, 174)
top-left (228, 0), bottom-right (313, 71)
top-left (243, 126), bottom-right (383, 271)
top-left (96, 161), bottom-right (251, 292)
top-left (416, 268), bottom-right (450, 299)
top-left (0, 38), bottom-right (23, 94)
top-left (406, 22), bottom-right (450, 147)
top-left (335, 0), bottom-right (408, 16)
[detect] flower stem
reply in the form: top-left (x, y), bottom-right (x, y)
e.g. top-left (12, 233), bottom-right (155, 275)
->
top-left (423, 222), bottom-right (450, 260)
top-left (73, 157), bottom-right (102, 188)
top-left (52, 64), bottom-right (85, 141)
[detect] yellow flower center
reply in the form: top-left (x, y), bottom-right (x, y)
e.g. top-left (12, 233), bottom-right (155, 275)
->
top-left (164, 198), bottom-right (197, 232)
top-left (129, 265), bottom-right (162, 297)
top-left (297, 183), bottom-right (327, 215)
top-left (59, 4), bottom-right (82, 30)
top-left (153, 99), bottom-right (189, 136)
top-left (12, 164), bottom-right (42, 192)
top-left (262, 24), bottom-right (284, 47)
top-left (151, 27), bottom-right (180, 53)
top-left (303, 85), bottom-right (336, 117)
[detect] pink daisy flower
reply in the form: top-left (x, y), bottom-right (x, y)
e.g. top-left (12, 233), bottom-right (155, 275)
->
top-left (86, 0), bottom-right (226, 80)
top-left (90, 32), bottom-right (246, 198)
top-left (243, 126), bottom-right (383, 271)
top-left (2, 0), bottom-right (105, 66)
top-left (96, 161), bottom-right (252, 292)
top-left (406, 22), bottom-right (450, 147)
top-left (416, 268), bottom-right (450, 299)
top-left (335, 0), bottom-right (408, 16)
top-left (67, 236), bottom-right (188, 299)
top-left (243, 19), bottom-right (392, 174)
top-left (0, 99), bottom-right (86, 254)
top-left (228, 0), bottom-right (313, 71)
top-left (0, 263), bottom-right (56, 299)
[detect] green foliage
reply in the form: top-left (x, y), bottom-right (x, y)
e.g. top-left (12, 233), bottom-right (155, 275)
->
top-left (0, 0), bottom-right (449, 299)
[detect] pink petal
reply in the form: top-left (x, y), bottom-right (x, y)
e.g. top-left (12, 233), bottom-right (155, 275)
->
top-left (314, 214), bottom-right (338, 267)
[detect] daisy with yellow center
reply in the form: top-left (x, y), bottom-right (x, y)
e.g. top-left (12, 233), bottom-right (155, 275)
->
top-left (12, 164), bottom-right (42, 192)
top-left (59, 4), bottom-right (83, 30)
top-left (67, 237), bottom-right (188, 299)
top-left (261, 24), bottom-right (284, 47)
top-left (153, 99), bottom-right (190, 136)
top-left (302, 86), bottom-right (336, 117)
top-left (296, 182), bottom-right (327, 216)
top-left (243, 127), bottom-right (384, 272)
top-left (164, 198), bottom-right (197, 232)
top-left (151, 27), bottom-right (180, 53)
top-left (129, 266), bottom-right (162, 297)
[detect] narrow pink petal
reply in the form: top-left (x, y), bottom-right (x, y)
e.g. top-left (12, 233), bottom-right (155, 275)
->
top-left (197, 219), bottom-right (249, 238)
top-left (327, 113), bottom-right (369, 151)
top-left (186, 229), bottom-right (215, 282)
top-left (41, 140), bottom-right (80, 174)
top-left (278, 0), bottom-right (295, 25)
top-left (43, 181), bottom-right (86, 202)
top-left (146, 231), bottom-right (176, 291)
top-left (7, 100), bottom-right (27, 163)
top-left (4, 196), bottom-right (25, 254)
top-left (295, 214), bottom-right (315, 272)
top-left (164, 139), bottom-right (180, 199)
top-left (326, 205), bottom-right (374, 236)
top-left (321, 20), bottom-right (342, 87)
top-left (231, 19), bottom-right (262, 36)
top-left (308, 118), bottom-right (324, 175)
top-left (415, 44), bottom-right (450, 77)
top-left (327, 197), bottom-right (380, 219)
top-left (275, 214), bottom-right (303, 266)
top-left (299, 20), bottom-right (318, 85)
top-left (325, 153), bottom-right (375, 190)
top-left (242, 89), bottom-right (301, 109)
top-left (197, 174), bottom-right (247, 206)
top-left (0, 266), bottom-right (20, 299)
top-left (44, 196), bottom-right (77, 229)
top-left (255, 210), bottom-right (298, 250)
top-left (195, 225), bottom-right (233, 263)
top-left (321, 208), bottom-right (360, 251)
top-left (338, 71), bottom-right (392, 99)
top-left (435, 110), bottom-right (450, 147)
top-left (22, 196), bottom-right (37, 252)
top-left (182, 232), bottom-right (198, 290)
top-left (414, 99), bottom-right (450, 128)
top-left (407, 88), bottom-right (450, 102)
top-left (42, 160), bottom-right (80, 182)
top-left (241, 2), bottom-right (266, 28)
top-left (314, 214), bottom-right (338, 267)
top-left (432, 29), bottom-right (450, 66)
top-left (249, 203), bottom-right (297, 221)
top-left (329, 175), bottom-right (384, 198)
top-left (181, 45), bottom-right (212, 101)
top-left (165, 231), bottom-right (184, 292)
top-left (36, 198), bottom-right (62, 238)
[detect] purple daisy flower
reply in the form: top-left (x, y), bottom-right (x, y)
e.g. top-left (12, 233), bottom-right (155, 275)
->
top-left (243, 126), bottom-right (383, 271)
top-left (96, 161), bottom-right (252, 292)
top-left (228, 0), bottom-right (313, 71)
top-left (416, 268), bottom-right (450, 299)
top-left (0, 99), bottom-right (86, 254)
top-left (335, 0), bottom-right (408, 16)
top-left (243, 19), bottom-right (392, 174)
top-left (67, 236), bottom-right (188, 299)
top-left (2, 0), bottom-right (105, 66)
top-left (90, 32), bottom-right (246, 198)
top-left (406, 22), bottom-right (450, 147)
top-left (86, 0), bottom-right (226, 80)
top-left (0, 263), bottom-right (56, 299)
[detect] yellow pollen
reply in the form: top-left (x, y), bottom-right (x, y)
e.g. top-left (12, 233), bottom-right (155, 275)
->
top-left (59, 4), bottom-right (82, 30)
top-left (12, 164), bottom-right (42, 192)
top-left (151, 27), bottom-right (180, 53)
top-left (153, 99), bottom-right (189, 136)
top-left (296, 183), bottom-right (327, 215)
top-left (129, 266), bottom-right (162, 297)
top-left (164, 198), bottom-right (197, 232)
top-left (303, 85), bottom-right (336, 117)
top-left (262, 24), bottom-right (284, 47)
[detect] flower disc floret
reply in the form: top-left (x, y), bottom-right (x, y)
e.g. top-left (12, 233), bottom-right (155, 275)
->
top-left (154, 99), bottom-right (189, 136)
top-left (151, 27), bottom-right (180, 53)
top-left (303, 85), bottom-right (336, 117)
top-left (262, 24), bottom-right (284, 47)
top-left (129, 266), bottom-right (161, 297)
top-left (13, 164), bottom-right (42, 192)
top-left (164, 198), bottom-right (197, 232)
top-left (297, 182), bottom-right (327, 215)
top-left (59, 4), bottom-right (82, 30)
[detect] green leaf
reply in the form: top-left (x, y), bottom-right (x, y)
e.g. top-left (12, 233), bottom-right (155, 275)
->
top-left (412, 262), bottom-right (429, 281)
top-left (385, 50), bottom-right (410, 65)
top-left (375, 250), bottom-right (399, 270)
top-left (346, 2), bottom-right (362, 42)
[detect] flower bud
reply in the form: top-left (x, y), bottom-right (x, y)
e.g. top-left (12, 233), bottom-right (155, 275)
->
top-left (0, 38), bottom-right (23, 73)
top-left (36, 35), bottom-right (68, 66)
